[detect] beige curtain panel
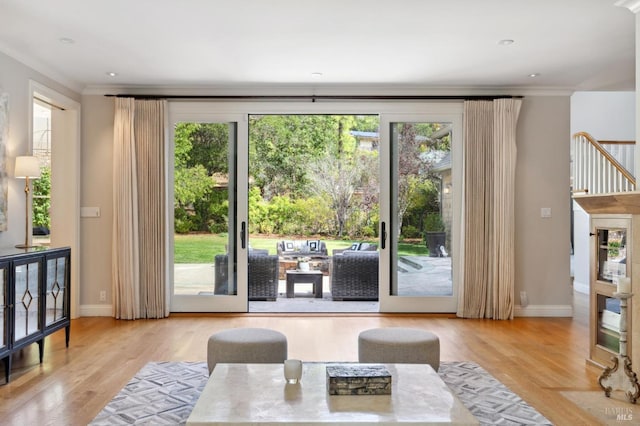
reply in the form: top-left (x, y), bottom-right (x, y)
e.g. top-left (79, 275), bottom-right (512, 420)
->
top-left (458, 98), bottom-right (522, 320)
top-left (112, 98), bottom-right (168, 319)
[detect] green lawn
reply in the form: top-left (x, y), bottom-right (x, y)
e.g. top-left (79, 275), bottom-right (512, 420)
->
top-left (174, 234), bottom-right (428, 263)
top-left (174, 234), bottom-right (227, 263)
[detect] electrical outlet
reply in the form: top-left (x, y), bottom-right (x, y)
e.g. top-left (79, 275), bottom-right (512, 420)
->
top-left (520, 291), bottom-right (529, 307)
top-left (99, 290), bottom-right (106, 302)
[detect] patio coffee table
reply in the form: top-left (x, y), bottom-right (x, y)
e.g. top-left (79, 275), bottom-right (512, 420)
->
top-left (186, 363), bottom-right (479, 425)
top-left (286, 269), bottom-right (323, 298)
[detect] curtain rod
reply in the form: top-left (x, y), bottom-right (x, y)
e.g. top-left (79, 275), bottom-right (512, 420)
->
top-left (105, 94), bottom-right (523, 102)
top-left (34, 95), bottom-right (66, 111)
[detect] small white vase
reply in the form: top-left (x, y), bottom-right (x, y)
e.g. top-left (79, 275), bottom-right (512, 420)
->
top-left (298, 262), bottom-right (310, 271)
top-left (284, 359), bottom-right (303, 384)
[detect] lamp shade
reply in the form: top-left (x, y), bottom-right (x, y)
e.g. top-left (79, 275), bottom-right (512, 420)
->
top-left (15, 156), bottom-right (41, 179)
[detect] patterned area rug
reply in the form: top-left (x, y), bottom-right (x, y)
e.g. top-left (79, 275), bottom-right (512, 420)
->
top-left (90, 361), bottom-right (551, 425)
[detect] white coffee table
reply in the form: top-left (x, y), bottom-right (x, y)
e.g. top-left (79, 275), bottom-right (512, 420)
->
top-left (187, 363), bottom-right (478, 425)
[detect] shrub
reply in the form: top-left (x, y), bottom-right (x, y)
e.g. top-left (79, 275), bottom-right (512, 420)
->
top-left (296, 196), bottom-right (333, 235)
top-left (402, 224), bottom-right (422, 239)
top-left (174, 208), bottom-right (194, 234)
top-left (424, 213), bottom-right (445, 232)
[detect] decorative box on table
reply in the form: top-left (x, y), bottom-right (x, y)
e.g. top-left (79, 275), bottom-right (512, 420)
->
top-left (326, 364), bottom-right (392, 395)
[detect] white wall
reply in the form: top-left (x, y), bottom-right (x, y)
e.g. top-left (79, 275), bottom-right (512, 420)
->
top-left (570, 91), bottom-right (635, 294)
top-left (79, 95), bottom-right (113, 314)
top-left (0, 52), bottom-right (82, 315)
top-left (0, 53), bottom-right (79, 247)
top-left (571, 91), bottom-right (635, 140)
top-left (514, 96), bottom-right (572, 315)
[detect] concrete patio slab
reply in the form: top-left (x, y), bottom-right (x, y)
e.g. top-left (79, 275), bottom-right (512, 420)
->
top-left (173, 255), bottom-right (452, 313)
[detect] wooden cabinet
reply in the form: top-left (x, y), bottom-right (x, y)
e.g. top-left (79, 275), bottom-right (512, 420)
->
top-left (589, 216), bottom-right (632, 367)
top-left (0, 247), bottom-right (70, 383)
top-left (574, 192), bottom-right (640, 373)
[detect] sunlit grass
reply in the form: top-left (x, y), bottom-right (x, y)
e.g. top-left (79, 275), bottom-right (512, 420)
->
top-left (174, 233), bottom-right (227, 263)
top-left (174, 234), bottom-right (428, 263)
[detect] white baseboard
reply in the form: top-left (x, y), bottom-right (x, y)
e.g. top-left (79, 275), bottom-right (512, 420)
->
top-left (80, 304), bottom-right (113, 317)
top-left (80, 303), bottom-right (572, 317)
top-left (515, 304), bottom-right (573, 317)
top-left (572, 280), bottom-right (589, 295)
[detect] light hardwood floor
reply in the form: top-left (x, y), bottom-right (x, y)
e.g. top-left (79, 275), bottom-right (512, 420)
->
top-left (0, 292), bottom-right (604, 425)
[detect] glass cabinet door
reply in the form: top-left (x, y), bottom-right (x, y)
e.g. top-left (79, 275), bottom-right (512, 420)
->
top-left (597, 293), bottom-right (621, 353)
top-left (14, 259), bottom-right (41, 342)
top-left (0, 262), bottom-right (7, 352)
top-left (597, 228), bottom-right (626, 283)
top-left (595, 227), bottom-right (626, 353)
top-left (45, 254), bottom-right (68, 326)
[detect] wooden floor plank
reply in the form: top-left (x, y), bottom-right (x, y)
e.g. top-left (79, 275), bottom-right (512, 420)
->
top-left (0, 292), bottom-right (604, 425)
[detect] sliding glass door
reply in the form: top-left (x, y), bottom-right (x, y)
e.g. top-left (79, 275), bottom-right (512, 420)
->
top-left (167, 102), bottom-right (461, 314)
top-left (169, 106), bottom-right (248, 312)
top-left (379, 111), bottom-right (462, 312)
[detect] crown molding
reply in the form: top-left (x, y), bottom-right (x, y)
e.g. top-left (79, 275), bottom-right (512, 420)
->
top-left (82, 83), bottom-right (574, 98)
top-left (616, 0), bottom-right (640, 14)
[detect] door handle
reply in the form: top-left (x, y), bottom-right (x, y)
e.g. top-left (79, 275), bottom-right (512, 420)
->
top-left (241, 221), bottom-right (246, 249)
top-left (381, 222), bottom-right (387, 249)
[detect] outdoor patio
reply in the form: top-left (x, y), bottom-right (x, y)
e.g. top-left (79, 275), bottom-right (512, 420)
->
top-left (174, 255), bottom-right (452, 313)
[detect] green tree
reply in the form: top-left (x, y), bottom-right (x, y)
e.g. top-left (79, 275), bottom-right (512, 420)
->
top-left (32, 165), bottom-right (50, 228)
top-left (174, 122), bottom-right (222, 232)
top-left (403, 179), bottom-right (439, 237)
top-left (185, 123), bottom-right (229, 174)
top-left (310, 157), bottom-right (361, 237)
top-left (395, 122), bottom-right (450, 236)
top-left (249, 115), bottom-right (357, 199)
top-left (353, 115), bottom-right (379, 132)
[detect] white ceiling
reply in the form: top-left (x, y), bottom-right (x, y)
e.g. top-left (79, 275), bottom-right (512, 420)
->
top-left (0, 0), bottom-right (636, 94)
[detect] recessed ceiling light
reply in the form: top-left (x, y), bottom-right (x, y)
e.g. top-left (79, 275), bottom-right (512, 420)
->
top-left (498, 39), bottom-right (514, 45)
top-left (59, 37), bottom-right (75, 44)
top-left (528, 73), bottom-right (540, 78)
top-left (106, 72), bottom-right (118, 77)
top-left (311, 72), bottom-right (323, 78)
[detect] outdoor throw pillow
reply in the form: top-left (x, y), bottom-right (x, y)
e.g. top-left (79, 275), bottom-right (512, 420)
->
top-left (307, 240), bottom-right (321, 251)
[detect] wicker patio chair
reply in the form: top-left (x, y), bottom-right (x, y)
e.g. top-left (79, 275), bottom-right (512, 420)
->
top-left (214, 253), bottom-right (279, 301)
top-left (330, 252), bottom-right (379, 301)
top-left (332, 242), bottom-right (378, 256)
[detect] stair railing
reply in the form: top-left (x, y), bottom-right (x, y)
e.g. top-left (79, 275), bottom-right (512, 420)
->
top-left (572, 131), bottom-right (635, 194)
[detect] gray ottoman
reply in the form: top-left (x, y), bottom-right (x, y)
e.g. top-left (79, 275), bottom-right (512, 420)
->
top-left (207, 328), bottom-right (288, 374)
top-left (358, 327), bottom-right (440, 371)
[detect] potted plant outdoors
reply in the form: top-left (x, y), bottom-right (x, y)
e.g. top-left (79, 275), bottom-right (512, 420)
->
top-left (424, 213), bottom-right (446, 257)
top-left (297, 256), bottom-right (311, 271)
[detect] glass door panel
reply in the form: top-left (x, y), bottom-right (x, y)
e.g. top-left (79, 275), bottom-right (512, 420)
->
top-left (170, 110), bottom-right (247, 312)
top-left (246, 114), bottom-right (381, 311)
top-left (379, 112), bottom-right (462, 312)
top-left (596, 228), bottom-right (626, 283)
top-left (0, 262), bottom-right (7, 352)
top-left (592, 223), bottom-right (629, 362)
top-left (45, 254), bottom-right (68, 326)
top-left (14, 259), bottom-right (41, 342)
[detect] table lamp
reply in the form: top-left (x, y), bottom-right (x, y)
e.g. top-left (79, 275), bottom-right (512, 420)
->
top-left (15, 156), bottom-right (41, 249)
